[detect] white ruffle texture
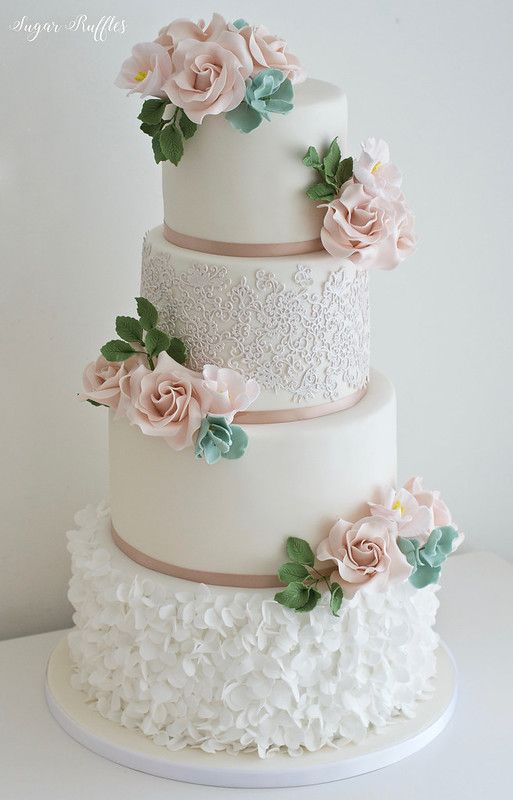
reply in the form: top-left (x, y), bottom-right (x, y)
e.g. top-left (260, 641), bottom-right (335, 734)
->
top-left (67, 503), bottom-right (440, 758)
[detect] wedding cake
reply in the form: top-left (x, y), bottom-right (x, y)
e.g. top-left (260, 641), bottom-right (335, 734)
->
top-left (61, 13), bottom-right (461, 770)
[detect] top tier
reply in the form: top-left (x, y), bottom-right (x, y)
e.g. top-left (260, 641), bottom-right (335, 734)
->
top-left (162, 79), bottom-right (347, 249)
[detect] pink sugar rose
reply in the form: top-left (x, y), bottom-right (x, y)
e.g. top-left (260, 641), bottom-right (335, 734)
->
top-left (158, 13), bottom-right (228, 45)
top-left (119, 352), bottom-right (205, 450)
top-left (402, 477), bottom-right (453, 528)
top-left (320, 179), bottom-right (416, 270)
top-left (163, 32), bottom-right (253, 123)
top-left (201, 365), bottom-right (260, 422)
top-left (80, 355), bottom-right (139, 410)
top-left (353, 137), bottom-right (402, 199)
top-left (369, 485), bottom-right (435, 543)
top-left (115, 42), bottom-right (174, 99)
top-left (239, 24), bottom-right (306, 84)
top-left (317, 515), bottom-right (412, 597)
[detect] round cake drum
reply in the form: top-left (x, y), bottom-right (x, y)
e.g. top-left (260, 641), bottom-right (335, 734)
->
top-left (45, 638), bottom-right (457, 789)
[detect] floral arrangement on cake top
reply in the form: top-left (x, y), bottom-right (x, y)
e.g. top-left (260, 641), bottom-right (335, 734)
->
top-left (275, 477), bottom-right (463, 615)
top-left (80, 297), bottom-right (259, 464)
top-left (303, 137), bottom-right (416, 269)
top-left (115, 13), bottom-right (305, 164)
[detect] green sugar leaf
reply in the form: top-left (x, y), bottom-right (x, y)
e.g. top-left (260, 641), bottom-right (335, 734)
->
top-left (166, 337), bottom-right (187, 365)
top-left (100, 339), bottom-right (136, 362)
top-left (278, 562), bottom-right (309, 584)
top-left (137, 98), bottom-right (167, 125)
top-left (286, 537), bottom-right (315, 567)
top-left (86, 399), bottom-right (105, 407)
top-left (115, 316), bottom-right (144, 345)
top-left (306, 182), bottom-right (335, 202)
top-left (297, 587), bottom-right (321, 613)
top-left (152, 134), bottom-right (165, 164)
top-left (335, 156), bottom-right (353, 189)
top-left (274, 581), bottom-right (310, 610)
top-left (145, 327), bottom-right (171, 358)
top-left (135, 297), bottom-right (158, 331)
top-left (303, 145), bottom-right (322, 170)
top-left (178, 112), bottom-right (198, 140)
top-left (329, 583), bottom-right (343, 616)
top-left (323, 137), bottom-right (341, 179)
top-left (159, 123), bottom-right (184, 166)
top-left (140, 121), bottom-right (163, 137)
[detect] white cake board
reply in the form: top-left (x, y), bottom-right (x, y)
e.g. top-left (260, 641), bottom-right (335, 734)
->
top-left (45, 637), bottom-right (457, 788)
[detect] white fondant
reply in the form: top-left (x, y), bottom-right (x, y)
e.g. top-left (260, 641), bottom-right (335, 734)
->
top-left (46, 637), bottom-right (456, 787)
top-left (162, 79), bottom-right (348, 245)
top-left (141, 227), bottom-right (370, 412)
top-left (66, 506), bottom-right (440, 759)
top-left (109, 370), bottom-right (396, 576)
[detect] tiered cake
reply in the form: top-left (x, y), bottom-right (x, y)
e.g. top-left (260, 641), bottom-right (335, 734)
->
top-left (56, 14), bottom-right (461, 773)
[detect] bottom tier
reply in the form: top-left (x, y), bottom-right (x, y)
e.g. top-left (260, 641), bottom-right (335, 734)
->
top-left (67, 504), bottom-right (440, 758)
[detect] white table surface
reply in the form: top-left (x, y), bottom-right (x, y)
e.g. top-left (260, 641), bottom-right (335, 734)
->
top-left (1, 552), bottom-right (512, 799)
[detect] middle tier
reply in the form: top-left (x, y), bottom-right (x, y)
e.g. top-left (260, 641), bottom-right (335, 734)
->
top-left (141, 227), bottom-right (370, 413)
top-left (109, 370), bottom-right (395, 584)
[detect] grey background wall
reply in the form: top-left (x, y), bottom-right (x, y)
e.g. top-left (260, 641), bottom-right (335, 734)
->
top-left (1, 0), bottom-right (512, 639)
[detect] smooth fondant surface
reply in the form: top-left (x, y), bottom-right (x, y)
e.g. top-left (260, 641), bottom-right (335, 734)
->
top-left (109, 370), bottom-right (396, 575)
top-left (162, 79), bottom-right (348, 245)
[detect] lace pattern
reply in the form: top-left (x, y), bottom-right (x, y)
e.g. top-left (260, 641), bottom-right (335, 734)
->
top-left (141, 236), bottom-right (370, 403)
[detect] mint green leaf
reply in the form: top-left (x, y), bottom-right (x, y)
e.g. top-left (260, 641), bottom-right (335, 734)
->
top-left (152, 134), bottom-right (165, 164)
top-left (303, 146), bottom-right (322, 170)
top-left (159, 123), bottom-right (184, 165)
top-left (140, 121), bottom-right (163, 137)
top-left (306, 182), bottom-right (335, 202)
top-left (232, 18), bottom-right (249, 29)
top-left (135, 297), bottom-right (158, 331)
top-left (115, 316), bottom-right (144, 345)
top-left (278, 562), bottom-right (309, 584)
top-left (100, 339), bottom-right (136, 362)
top-left (297, 587), bottom-right (321, 613)
top-left (329, 583), bottom-right (343, 616)
top-left (166, 337), bottom-right (187, 365)
top-left (323, 137), bottom-right (341, 179)
top-left (178, 112), bottom-right (198, 140)
top-left (286, 537), bottom-right (315, 567)
top-left (335, 156), bottom-right (353, 189)
top-left (410, 564), bottom-right (442, 588)
top-left (274, 582), bottom-right (310, 610)
top-left (86, 399), bottom-right (105, 407)
top-left (222, 424), bottom-right (248, 460)
top-left (137, 98), bottom-right (167, 125)
top-left (145, 328), bottom-right (171, 358)
top-left (226, 102), bottom-right (263, 133)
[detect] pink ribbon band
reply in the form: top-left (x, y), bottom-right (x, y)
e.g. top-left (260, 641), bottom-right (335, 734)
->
top-left (234, 386), bottom-right (367, 425)
top-left (163, 223), bottom-right (323, 258)
top-left (111, 526), bottom-right (283, 589)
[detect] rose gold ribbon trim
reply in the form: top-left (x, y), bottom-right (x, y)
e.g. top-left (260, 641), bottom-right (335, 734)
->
top-left (234, 386), bottom-right (367, 425)
top-left (111, 526), bottom-right (283, 588)
top-left (163, 223), bottom-right (322, 258)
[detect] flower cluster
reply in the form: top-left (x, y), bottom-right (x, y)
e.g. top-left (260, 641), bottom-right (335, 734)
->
top-left (303, 137), bottom-right (416, 269)
top-left (276, 477), bottom-right (463, 614)
top-left (80, 297), bottom-right (258, 462)
top-left (115, 14), bottom-right (305, 163)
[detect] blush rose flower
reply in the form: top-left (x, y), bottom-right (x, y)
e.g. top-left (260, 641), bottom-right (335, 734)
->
top-left (368, 485), bottom-right (435, 542)
top-left (353, 137), bottom-right (402, 199)
top-left (316, 515), bottom-right (412, 596)
top-left (115, 42), bottom-right (174, 99)
top-left (163, 32), bottom-right (253, 123)
top-left (201, 365), bottom-right (260, 422)
top-left (239, 24), bottom-right (306, 84)
top-left (402, 477), bottom-right (453, 528)
top-left (119, 352), bottom-right (205, 450)
top-left (80, 355), bottom-right (139, 410)
top-left (158, 13), bottom-right (227, 45)
top-left (320, 179), bottom-right (416, 270)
